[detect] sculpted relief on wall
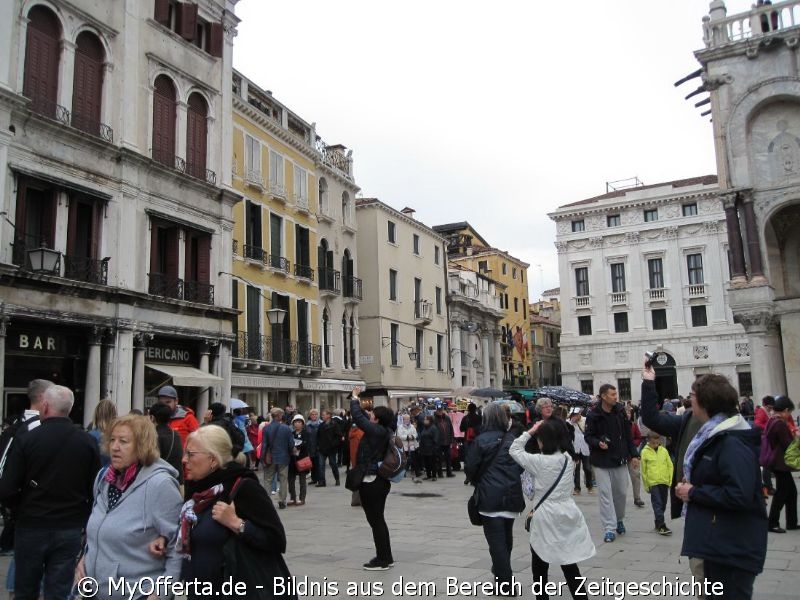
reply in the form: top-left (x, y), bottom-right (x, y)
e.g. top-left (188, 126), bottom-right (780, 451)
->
top-left (749, 101), bottom-right (800, 187)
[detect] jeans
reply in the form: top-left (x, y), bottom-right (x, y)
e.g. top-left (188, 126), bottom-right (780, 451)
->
top-left (594, 465), bottom-right (628, 532)
top-left (14, 526), bottom-right (82, 600)
top-left (703, 560), bottom-right (755, 600)
top-left (316, 452), bottom-right (339, 484)
top-left (573, 455), bottom-right (593, 490)
top-left (650, 484), bottom-right (669, 527)
top-left (359, 477), bottom-right (393, 563)
top-left (530, 544), bottom-right (587, 600)
top-left (263, 464), bottom-right (288, 503)
top-left (768, 470), bottom-right (798, 528)
top-left (482, 516), bottom-right (515, 586)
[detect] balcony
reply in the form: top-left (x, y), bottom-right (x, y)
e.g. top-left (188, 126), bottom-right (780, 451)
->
top-left (609, 291), bottom-right (628, 306)
top-left (318, 201), bottom-right (335, 223)
top-left (647, 288), bottom-right (667, 303)
top-left (572, 295), bottom-right (591, 310)
top-left (152, 148), bottom-right (183, 172)
top-left (268, 254), bottom-right (290, 274)
top-left (294, 263), bottom-right (314, 281)
top-left (703, 0), bottom-right (800, 49)
top-left (269, 180), bottom-right (287, 202)
top-left (243, 244), bottom-right (267, 264)
top-left (315, 140), bottom-right (353, 178)
top-left (294, 194), bottom-right (310, 213)
top-left (63, 256), bottom-right (109, 285)
top-left (148, 273), bottom-right (183, 301)
top-left (414, 300), bottom-right (432, 322)
top-left (234, 332), bottom-right (322, 368)
top-left (687, 283), bottom-right (708, 298)
top-left (184, 280), bottom-right (215, 304)
top-left (319, 267), bottom-right (341, 295)
top-left (186, 161), bottom-right (216, 185)
top-left (244, 169), bottom-right (264, 190)
top-left (343, 276), bottom-right (363, 301)
top-left (29, 96), bottom-right (70, 126)
top-left (26, 96), bottom-right (114, 142)
top-left (71, 111), bottom-right (113, 143)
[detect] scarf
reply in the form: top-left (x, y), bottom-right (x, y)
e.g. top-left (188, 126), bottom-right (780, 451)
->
top-left (682, 412), bottom-right (727, 516)
top-left (104, 462), bottom-right (140, 491)
top-left (177, 483), bottom-right (224, 555)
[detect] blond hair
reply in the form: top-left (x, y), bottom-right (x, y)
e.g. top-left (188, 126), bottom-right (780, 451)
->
top-left (107, 415), bottom-right (160, 466)
top-left (92, 399), bottom-right (118, 435)
top-left (188, 425), bottom-right (233, 467)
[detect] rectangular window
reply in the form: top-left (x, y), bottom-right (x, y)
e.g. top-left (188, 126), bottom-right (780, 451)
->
top-left (268, 150), bottom-right (284, 190)
top-left (514, 297), bottom-right (519, 312)
top-left (502, 263), bottom-right (507, 275)
top-left (437, 335), bottom-right (444, 371)
top-left (652, 309), bottom-right (668, 330)
top-left (691, 305), bottom-right (708, 327)
top-left (269, 213), bottom-right (283, 268)
top-left (523, 303), bottom-right (527, 318)
top-left (614, 312), bottom-right (629, 333)
top-left (413, 278), bottom-right (422, 317)
top-left (245, 135), bottom-right (260, 180)
top-left (245, 285), bottom-right (261, 359)
top-left (434, 245), bottom-right (440, 265)
top-left (389, 269), bottom-right (398, 301)
top-left (13, 177), bottom-right (57, 266)
top-left (687, 253), bottom-right (704, 285)
top-left (388, 220), bottom-right (396, 243)
top-left (572, 219), bottom-right (585, 232)
top-left (682, 203), bottom-right (698, 216)
top-left (413, 234), bottom-right (420, 255)
top-left (390, 323), bottom-right (399, 366)
top-left (295, 224), bottom-right (310, 270)
top-left (575, 267), bottom-right (589, 297)
top-left (607, 214), bottom-right (621, 227)
top-left (618, 378), bottom-right (631, 401)
top-left (293, 165), bottom-right (308, 203)
top-left (644, 209), bottom-right (658, 222)
top-left (512, 267), bottom-right (517, 280)
top-left (580, 380), bottom-right (594, 395)
top-left (499, 295), bottom-right (504, 309)
top-left (245, 201), bottom-right (262, 259)
top-left (648, 258), bottom-right (664, 289)
top-left (738, 372), bottom-right (753, 397)
top-left (578, 315), bottom-right (592, 336)
top-left (521, 270), bottom-right (524, 283)
top-left (610, 263), bottom-right (626, 293)
top-left (415, 329), bottom-right (423, 369)
top-left (478, 260), bottom-right (488, 272)
top-left (435, 287), bottom-right (442, 314)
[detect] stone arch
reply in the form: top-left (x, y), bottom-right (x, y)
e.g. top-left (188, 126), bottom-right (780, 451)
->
top-left (764, 201), bottom-right (800, 298)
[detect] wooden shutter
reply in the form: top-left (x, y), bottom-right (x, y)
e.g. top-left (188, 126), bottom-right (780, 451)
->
top-left (14, 177), bottom-right (28, 245)
top-left (150, 222), bottom-right (161, 273)
top-left (184, 232), bottom-right (196, 281)
top-left (197, 235), bottom-right (211, 284)
top-left (152, 77), bottom-right (176, 164)
top-left (209, 22), bottom-right (224, 58)
top-left (186, 94), bottom-right (207, 177)
top-left (154, 0), bottom-right (170, 25)
top-left (177, 2), bottom-right (198, 41)
top-left (72, 33), bottom-right (104, 133)
top-left (165, 227), bottom-right (179, 279)
top-left (41, 188), bottom-right (57, 249)
top-left (23, 8), bottom-right (60, 114)
top-left (66, 197), bottom-right (79, 257)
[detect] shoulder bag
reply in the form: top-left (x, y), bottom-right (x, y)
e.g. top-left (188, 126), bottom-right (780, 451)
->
top-left (785, 437), bottom-right (800, 471)
top-left (467, 433), bottom-right (506, 526)
top-left (525, 455), bottom-right (569, 532)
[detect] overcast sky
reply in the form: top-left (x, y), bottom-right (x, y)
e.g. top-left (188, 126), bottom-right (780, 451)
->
top-left (232, 0), bottom-right (755, 300)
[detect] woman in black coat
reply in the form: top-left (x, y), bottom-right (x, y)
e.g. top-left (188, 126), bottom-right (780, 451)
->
top-left (349, 387), bottom-right (396, 571)
top-left (464, 402), bottom-right (524, 595)
top-left (418, 415), bottom-right (440, 480)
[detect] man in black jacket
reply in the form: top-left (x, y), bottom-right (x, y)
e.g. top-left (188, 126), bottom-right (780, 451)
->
top-left (0, 385), bottom-right (100, 600)
top-left (585, 383), bottom-right (639, 543)
top-left (316, 410), bottom-right (341, 486)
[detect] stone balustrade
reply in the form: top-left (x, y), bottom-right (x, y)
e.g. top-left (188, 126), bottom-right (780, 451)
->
top-left (704, 0), bottom-right (800, 48)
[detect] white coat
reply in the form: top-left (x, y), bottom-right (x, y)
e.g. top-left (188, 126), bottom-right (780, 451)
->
top-left (510, 433), bottom-right (596, 565)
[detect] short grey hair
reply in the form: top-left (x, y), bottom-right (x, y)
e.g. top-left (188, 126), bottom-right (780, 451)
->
top-left (482, 402), bottom-right (509, 432)
top-left (536, 397), bottom-right (553, 412)
top-left (44, 385), bottom-right (74, 417)
top-left (28, 379), bottom-right (54, 407)
top-left (270, 407), bottom-right (284, 419)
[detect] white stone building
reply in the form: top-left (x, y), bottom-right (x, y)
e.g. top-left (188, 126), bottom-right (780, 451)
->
top-left (0, 0), bottom-right (241, 423)
top-left (549, 176), bottom-right (751, 403)
top-left (355, 200), bottom-right (451, 408)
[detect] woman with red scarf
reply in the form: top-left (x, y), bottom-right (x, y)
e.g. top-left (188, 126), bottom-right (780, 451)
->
top-left (179, 425), bottom-right (295, 599)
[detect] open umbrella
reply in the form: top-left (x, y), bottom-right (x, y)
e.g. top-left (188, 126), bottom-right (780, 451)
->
top-left (470, 387), bottom-right (509, 399)
top-left (535, 386), bottom-right (593, 406)
top-left (491, 398), bottom-right (526, 413)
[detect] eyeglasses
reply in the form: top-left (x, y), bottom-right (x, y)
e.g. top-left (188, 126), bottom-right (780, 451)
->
top-left (184, 450), bottom-right (210, 459)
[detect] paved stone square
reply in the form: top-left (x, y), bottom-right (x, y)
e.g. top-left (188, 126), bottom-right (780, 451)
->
top-left (276, 472), bottom-right (800, 600)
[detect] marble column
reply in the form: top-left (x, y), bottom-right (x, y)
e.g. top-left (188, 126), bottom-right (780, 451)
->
top-left (84, 328), bottom-right (103, 427)
top-left (779, 312), bottom-right (800, 400)
top-left (494, 333), bottom-right (503, 388)
top-left (131, 333), bottom-right (150, 413)
top-left (450, 325), bottom-right (462, 384)
top-left (211, 346), bottom-right (221, 403)
top-left (720, 192), bottom-right (746, 282)
top-left (197, 341), bottom-right (210, 416)
top-left (219, 341), bottom-right (232, 401)
top-left (736, 312), bottom-right (786, 400)
top-left (114, 329), bottom-right (133, 414)
top-left (740, 190), bottom-right (765, 280)
top-left (481, 335), bottom-right (491, 388)
top-left (101, 330), bottom-right (115, 400)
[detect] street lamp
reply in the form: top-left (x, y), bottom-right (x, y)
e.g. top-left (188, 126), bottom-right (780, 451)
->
top-left (381, 337), bottom-right (417, 362)
top-left (27, 245), bottom-right (61, 275)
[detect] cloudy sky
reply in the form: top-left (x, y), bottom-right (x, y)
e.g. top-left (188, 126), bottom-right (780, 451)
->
top-left (232, 0), bottom-right (755, 300)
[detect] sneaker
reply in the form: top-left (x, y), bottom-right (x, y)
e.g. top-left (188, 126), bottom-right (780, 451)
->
top-left (587, 487), bottom-right (595, 494)
top-left (634, 499), bottom-right (645, 507)
top-left (363, 558), bottom-right (390, 571)
top-left (657, 525), bottom-right (672, 536)
top-left (616, 521), bottom-right (626, 535)
top-left (573, 489), bottom-right (581, 495)
top-left (603, 531), bottom-right (616, 543)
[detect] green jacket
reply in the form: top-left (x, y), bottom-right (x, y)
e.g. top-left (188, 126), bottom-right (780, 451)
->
top-left (641, 444), bottom-right (673, 491)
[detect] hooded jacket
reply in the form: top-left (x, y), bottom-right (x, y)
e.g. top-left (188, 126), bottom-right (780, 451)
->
top-left (464, 429), bottom-right (524, 515)
top-left (84, 459), bottom-right (183, 600)
top-left (682, 414), bottom-right (767, 575)
top-left (168, 405), bottom-right (199, 446)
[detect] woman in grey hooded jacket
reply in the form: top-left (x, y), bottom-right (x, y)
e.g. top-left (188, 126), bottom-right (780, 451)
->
top-left (78, 414), bottom-right (183, 600)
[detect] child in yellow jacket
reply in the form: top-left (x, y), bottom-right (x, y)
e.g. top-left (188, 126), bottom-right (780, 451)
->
top-left (640, 431), bottom-right (674, 535)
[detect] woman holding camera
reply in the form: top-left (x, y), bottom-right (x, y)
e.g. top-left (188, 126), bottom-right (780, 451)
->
top-left (397, 413), bottom-right (420, 481)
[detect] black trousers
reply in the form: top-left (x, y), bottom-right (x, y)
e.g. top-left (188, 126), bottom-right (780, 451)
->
top-left (359, 477), bottom-right (393, 563)
top-left (703, 560), bottom-right (755, 600)
top-left (437, 444), bottom-right (452, 476)
top-left (482, 516), bottom-right (515, 586)
top-left (769, 470), bottom-right (798, 528)
top-left (530, 545), bottom-right (587, 600)
top-left (573, 455), bottom-right (593, 490)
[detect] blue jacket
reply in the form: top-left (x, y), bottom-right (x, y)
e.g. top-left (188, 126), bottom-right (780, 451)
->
top-left (681, 416), bottom-right (767, 575)
top-left (260, 421), bottom-right (294, 466)
top-left (464, 429), bottom-right (524, 514)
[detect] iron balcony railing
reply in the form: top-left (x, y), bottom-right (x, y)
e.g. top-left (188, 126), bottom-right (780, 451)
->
top-left (294, 264), bottom-right (314, 280)
top-left (29, 96), bottom-right (70, 125)
top-left (343, 275), bottom-right (362, 300)
top-left (71, 111), bottom-right (113, 143)
top-left (148, 273), bottom-right (183, 300)
top-left (186, 161), bottom-right (217, 185)
top-left (243, 244), bottom-right (266, 262)
top-left (184, 280), bottom-right (215, 304)
top-left (11, 235), bottom-right (42, 267)
top-left (319, 267), bottom-right (340, 294)
top-left (234, 332), bottom-right (321, 367)
top-left (268, 254), bottom-right (290, 273)
top-left (64, 256), bottom-right (109, 285)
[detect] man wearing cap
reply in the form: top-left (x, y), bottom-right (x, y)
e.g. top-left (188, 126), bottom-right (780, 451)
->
top-left (157, 386), bottom-right (199, 446)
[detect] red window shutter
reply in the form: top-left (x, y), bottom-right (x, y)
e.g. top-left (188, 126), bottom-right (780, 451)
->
top-left (66, 197), bottom-right (78, 257)
top-left (14, 177), bottom-right (29, 244)
top-left (152, 78), bottom-right (176, 164)
top-left (184, 232), bottom-right (196, 281)
top-left (154, 0), bottom-right (170, 25)
top-left (166, 227), bottom-right (179, 279)
top-left (177, 3), bottom-right (198, 41)
top-left (209, 22), bottom-right (224, 57)
top-left (24, 23), bottom-right (60, 114)
top-left (197, 235), bottom-right (211, 284)
top-left (186, 94), bottom-right (207, 177)
top-left (150, 222), bottom-right (160, 273)
top-left (41, 189), bottom-right (57, 249)
top-left (91, 201), bottom-right (103, 260)
top-left (72, 34), bottom-right (104, 133)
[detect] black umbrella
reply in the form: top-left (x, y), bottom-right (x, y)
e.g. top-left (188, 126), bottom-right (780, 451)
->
top-left (491, 398), bottom-right (526, 413)
top-left (536, 386), bottom-right (593, 406)
top-left (470, 387), bottom-right (509, 399)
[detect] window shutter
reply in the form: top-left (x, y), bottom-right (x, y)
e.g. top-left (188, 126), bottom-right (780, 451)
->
top-left (177, 2), bottom-right (198, 41)
top-left (209, 22), bottom-right (224, 58)
top-left (154, 0), bottom-right (170, 25)
top-left (14, 177), bottom-right (29, 244)
top-left (150, 222), bottom-right (160, 273)
top-left (197, 235), bottom-right (211, 284)
top-left (166, 227), bottom-right (179, 279)
top-left (24, 17), bottom-right (60, 114)
top-left (41, 189), bottom-right (57, 248)
top-left (66, 197), bottom-right (78, 257)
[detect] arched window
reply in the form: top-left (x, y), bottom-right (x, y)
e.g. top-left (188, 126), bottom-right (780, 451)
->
top-left (322, 308), bottom-right (330, 368)
top-left (341, 191), bottom-right (350, 225)
top-left (24, 6), bottom-right (61, 118)
top-left (318, 177), bottom-right (328, 215)
top-left (318, 239), bottom-right (335, 291)
top-left (342, 313), bottom-right (349, 369)
top-left (349, 314), bottom-right (356, 369)
top-left (72, 31), bottom-right (105, 136)
top-left (152, 75), bottom-right (177, 166)
top-left (342, 248), bottom-right (353, 297)
top-left (186, 92), bottom-right (208, 180)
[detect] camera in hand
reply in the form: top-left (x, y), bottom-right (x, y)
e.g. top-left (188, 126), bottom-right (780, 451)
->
top-left (644, 350), bottom-right (660, 368)
top-left (600, 435), bottom-right (611, 445)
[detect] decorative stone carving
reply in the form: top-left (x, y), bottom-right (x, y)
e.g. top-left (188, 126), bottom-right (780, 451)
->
top-left (735, 342), bottom-right (751, 357)
top-left (733, 311), bottom-right (779, 333)
top-left (718, 191), bottom-right (738, 210)
top-left (693, 345), bottom-right (709, 360)
top-left (589, 236), bottom-right (604, 248)
top-left (624, 232), bottom-right (640, 245)
top-left (615, 350), bottom-right (628, 363)
top-left (703, 220), bottom-right (720, 233)
top-left (555, 241), bottom-right (569, 254)
top-left (698, 199), bottom-right (717, 215)
top-left (767, 119), bottom-right (800, 182)
top-left (664, 226), bottom-right (679, 239)
top-left (662, 204), bottom-right (681, 219)
top-left (556, 221), bottom-right (570, 235)
top-left (580, 352), bottom-right (591, 366)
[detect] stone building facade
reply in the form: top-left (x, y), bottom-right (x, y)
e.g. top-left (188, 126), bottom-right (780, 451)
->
top-left (0, 0), bottom-right (241, 423)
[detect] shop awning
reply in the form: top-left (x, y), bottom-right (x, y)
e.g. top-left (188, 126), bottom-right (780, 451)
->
top-left (147, 364), bottom-right (223, 387)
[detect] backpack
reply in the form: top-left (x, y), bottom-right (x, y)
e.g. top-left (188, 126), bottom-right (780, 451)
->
top-left (210, 417), bottom-right (245, 458)
top-left (377, 431), bottom-right (407, 483)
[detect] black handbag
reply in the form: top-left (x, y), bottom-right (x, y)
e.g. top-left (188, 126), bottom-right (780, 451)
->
top-left (524, 455), bottom-right (569, 532)
top-left (345, 464), bottom-right (365, 491)
top-left (467, 433), bottom-right (506, 526)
